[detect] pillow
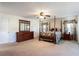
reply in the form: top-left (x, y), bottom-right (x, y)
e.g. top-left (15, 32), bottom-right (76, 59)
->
top-left (47, 33), bottom-right (51, 36)
top-left (42, 32), bottom-right (46, 36)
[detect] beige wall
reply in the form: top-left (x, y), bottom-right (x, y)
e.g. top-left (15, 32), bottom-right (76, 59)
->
top-left (77, 17), bottom-right (79, 43)
top-left (0, 13), bottom-right (79, 44)
top-left (30, 19), bottom-right (39, 38)
top-left (49, 19), bottom-right (54, 30)
top-left (49, 18), bottom-right (62, 31)
top-left (55, 18), bottom-right (61, 30)
top-left (0, 13), bottom-right (40, 44)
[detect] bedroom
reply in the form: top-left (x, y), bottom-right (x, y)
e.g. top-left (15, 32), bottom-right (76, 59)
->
top-left (0, 2), bottom-right (79, 56)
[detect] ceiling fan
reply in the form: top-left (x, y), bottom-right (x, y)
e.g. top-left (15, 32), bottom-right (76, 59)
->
top-left (39, 12), bottom-right (51, 19)
top-left (24, 11), bottom-right (51, 19)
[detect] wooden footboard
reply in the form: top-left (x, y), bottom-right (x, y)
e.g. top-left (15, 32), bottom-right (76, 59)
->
top-left (39, 32), bottom-right (56, 44)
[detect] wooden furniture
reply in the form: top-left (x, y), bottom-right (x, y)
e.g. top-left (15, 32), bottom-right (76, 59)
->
top-left (16, 31), bottom-right (34, 42)
top-left (39, 32), bottom-right (56, 44)
top-left (63, 19), bottom-right (77, 41)
top-left (19, 20), bottom-right (30, 31)
top-left (16, 20), bottom-right (34, 42)
top-left (63, 33), bottom-right (76, 41)
top-left (63, 33), bottom-right (71, 40)
top-left (39, 16), bottom-right (62, 44)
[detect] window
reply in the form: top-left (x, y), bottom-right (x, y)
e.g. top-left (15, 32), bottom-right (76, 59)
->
top-left (43, 24), bottom-right (47, 32)
top-left (41, 22), bottom-right (49, 32)
top-left (66, 23), bottom-right (74, 34)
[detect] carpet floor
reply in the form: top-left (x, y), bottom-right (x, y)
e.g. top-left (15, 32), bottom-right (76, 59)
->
top-left (0, 39), bottom-right (79, 56)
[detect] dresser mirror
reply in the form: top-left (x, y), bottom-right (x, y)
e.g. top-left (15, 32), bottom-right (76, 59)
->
top-left (19, 20), bottom-right (30, 31)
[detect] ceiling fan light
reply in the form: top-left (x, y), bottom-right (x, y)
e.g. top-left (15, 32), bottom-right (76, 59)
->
top-left (40, 12), bottom-right (44, 16)
top-left (40, 16), bottom-right (44, 19)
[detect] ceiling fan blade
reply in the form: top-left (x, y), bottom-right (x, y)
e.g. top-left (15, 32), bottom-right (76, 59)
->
top-left (45, 15), bottom-right (50, 17)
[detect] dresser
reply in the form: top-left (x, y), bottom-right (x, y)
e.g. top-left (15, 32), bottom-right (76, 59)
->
top-left (63, 33), bottom-right (76, 40)
top-left (16, 31), bottom-right (34, 42)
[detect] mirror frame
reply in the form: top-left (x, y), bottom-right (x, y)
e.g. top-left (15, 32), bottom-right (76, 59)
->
top-left (19, 20), bottom-right (30, 31)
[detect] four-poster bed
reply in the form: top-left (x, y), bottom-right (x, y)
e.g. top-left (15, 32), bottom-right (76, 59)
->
top-left (39, 16), bottom-right (62, 44)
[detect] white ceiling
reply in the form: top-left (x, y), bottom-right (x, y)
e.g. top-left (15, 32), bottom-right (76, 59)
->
top-left (0, 2), bottom-right (79, 18)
